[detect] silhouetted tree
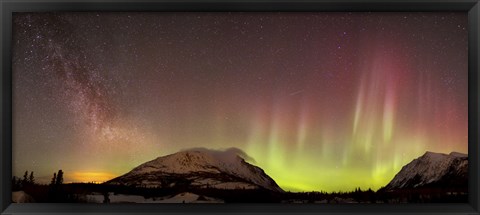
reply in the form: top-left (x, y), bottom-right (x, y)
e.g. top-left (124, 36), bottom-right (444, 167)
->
top-left (56, 170), bottom-right (63, 185)
top-left (12, 176), bottom-right (21, 191)
top-left (57, 170), bottom-right (63, 185)
top-left (49, 170), bottom-right (66, 202)
top-left (50, 173), bottom-right (57, 185)
top-left (366, 188), bottom-right (376, 203)
top-left (22, 171), bottom-right (29, 187)
top-left (28, 172), bottom-right (35, 185)
top-left (103, 192), bottom-right (110, 203)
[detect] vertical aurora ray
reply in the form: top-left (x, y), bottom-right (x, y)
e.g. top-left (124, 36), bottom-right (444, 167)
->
top-left (295, 101), bottom-right (309, 152)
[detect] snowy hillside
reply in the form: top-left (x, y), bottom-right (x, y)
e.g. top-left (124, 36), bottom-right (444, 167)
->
top-left (106, 148), bottom-right (283, 192)
top-left (383, 151), bottom-right (468, 190)
top-left (12, 191), bottom-right (35, 203)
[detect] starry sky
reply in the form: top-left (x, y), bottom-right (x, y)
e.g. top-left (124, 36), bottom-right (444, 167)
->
top-left (12, 12), bottom-right (468, 192)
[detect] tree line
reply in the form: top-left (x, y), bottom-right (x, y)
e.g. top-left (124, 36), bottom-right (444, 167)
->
top-left (12, 170), bottom-right (64, 190)
top-left (11, 171), bottom-right (35, 190)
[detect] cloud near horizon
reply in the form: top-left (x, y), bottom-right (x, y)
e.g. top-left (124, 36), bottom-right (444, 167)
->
top-left (180, 147), bottom-right (256, 164)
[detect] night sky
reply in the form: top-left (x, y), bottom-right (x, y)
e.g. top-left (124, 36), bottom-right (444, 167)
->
top-left (13, 12), bottom-right (468, 192)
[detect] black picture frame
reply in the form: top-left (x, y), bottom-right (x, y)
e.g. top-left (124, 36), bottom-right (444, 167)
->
top-left (1, 0), bottom-right (479, 214)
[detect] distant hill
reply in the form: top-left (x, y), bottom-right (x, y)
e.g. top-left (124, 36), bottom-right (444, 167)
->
top-left (382, 151), bottom-right (467, 191)
top-left (105, 148), bottom-right (284, 193)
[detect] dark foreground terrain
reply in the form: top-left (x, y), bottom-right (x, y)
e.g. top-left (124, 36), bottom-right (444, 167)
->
top-left (12, 183), bottom-right (467, 203)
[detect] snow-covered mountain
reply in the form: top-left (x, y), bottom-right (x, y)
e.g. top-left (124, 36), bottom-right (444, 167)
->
top-left (106, 148), bottom-right (284, 192)
top-left (383, 151), bottom-right (468, 190)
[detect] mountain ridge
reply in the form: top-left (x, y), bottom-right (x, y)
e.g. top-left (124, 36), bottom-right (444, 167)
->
top-left (105, 148), bottom-right (284, 193)
top-left (382, 151), bottom-right (468, 191)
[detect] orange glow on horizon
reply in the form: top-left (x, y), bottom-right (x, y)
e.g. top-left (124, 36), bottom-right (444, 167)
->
top-left (68, 171), bottom-right (117, 183)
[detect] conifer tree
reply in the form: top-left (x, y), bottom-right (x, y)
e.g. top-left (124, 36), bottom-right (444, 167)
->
top-left (22, 171), bottom-right (29, 187)
top-left (51, 173), bottom-right (56, 185)
top-left (56, 170), bottom-right (63, 185)
top-left (29, 171), bottom-right (35, 185)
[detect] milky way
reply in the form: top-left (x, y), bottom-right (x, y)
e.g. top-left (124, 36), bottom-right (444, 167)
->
top-left (13, 12), bottom-right (467, 192)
